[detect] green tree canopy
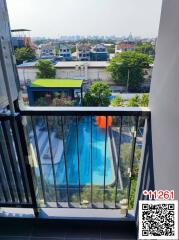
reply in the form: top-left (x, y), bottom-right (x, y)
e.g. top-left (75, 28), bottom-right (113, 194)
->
top-left (83, 81), bottom-right (112, 106)
top-left (126, 95), bottom-right (141, 107)
top-left (107, 51), bottom-right (152, 91)
top-left (135, 43), bottom-right (155, 58)
top-left (15, 47), bottom-right (36, 64)
top-left (126, 94), bottom-right (149, 107)
top-left (106, 45), bottom-right (115, 54)
top-left (111, 95), bottom-right (123, 107)
top-left (140, 93), bottom-right (149, 107)
top-left (35, 60), bottom-right (56, 78)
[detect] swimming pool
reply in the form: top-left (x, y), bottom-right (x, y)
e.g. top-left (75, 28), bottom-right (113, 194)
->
top-left (42, 117), bottom-right (115, 186)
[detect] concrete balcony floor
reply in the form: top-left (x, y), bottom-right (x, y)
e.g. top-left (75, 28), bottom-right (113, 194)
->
top-left (0, 218), bottom-right (137, 240)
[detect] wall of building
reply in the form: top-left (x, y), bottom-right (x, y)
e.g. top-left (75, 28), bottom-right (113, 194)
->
top-left (149, 0), bottom-right (179, 201)
top-left (17, 66), bottom-right (113, 84)
top-left (18, 67), bottom-right (38, 85)
top-left (55, 67), bottom-right (112, 82)
top-left (17, 63), bottom-right (152, 87)
top-left (0, 0), bottom-right (19, 108)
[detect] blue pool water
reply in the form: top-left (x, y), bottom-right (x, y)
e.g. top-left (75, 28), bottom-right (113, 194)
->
top-left (43, 117), bottom-right (114, 186)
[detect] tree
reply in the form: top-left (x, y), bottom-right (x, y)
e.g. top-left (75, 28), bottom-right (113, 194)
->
top-left (106, 45), bottom-right (115, 54)
top-left (125, 94), bottom-right (149, 107)
top-left (107, 51), bottom-right (152, 91)
top-left (15, 47), bottom-right (36, 64)
top-left (83, 81), bottom-right (112, 106)
top-left (35, 60), bottom-right (56, 78)
top-left (111, 96), bottom-right (123, 107)
top-left (55, 47), bottom-right (60, 56)
top-left (135, 43), bottom-right (155, 58)
top-left (126, 95), bottom-right (141, 107)
top-left (140, 93), bottom-right (149, 107)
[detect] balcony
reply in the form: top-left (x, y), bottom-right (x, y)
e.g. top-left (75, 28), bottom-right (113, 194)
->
top-left (0, 106), bottom-right (150, 239)
top-left (1, 0), bottom-right (179, 238)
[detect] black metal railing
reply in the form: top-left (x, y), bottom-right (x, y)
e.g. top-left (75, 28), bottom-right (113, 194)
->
top-left (0, 111), bottom-right (38, 216)
top-left (0, 107), bottom-right (150, 216)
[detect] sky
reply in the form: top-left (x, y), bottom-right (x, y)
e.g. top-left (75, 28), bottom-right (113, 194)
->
top-left (6, 0), bottom-right (162, 38)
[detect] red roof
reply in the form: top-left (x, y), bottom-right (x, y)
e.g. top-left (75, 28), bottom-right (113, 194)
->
top-left (116, 43), bottom-right (134, 50)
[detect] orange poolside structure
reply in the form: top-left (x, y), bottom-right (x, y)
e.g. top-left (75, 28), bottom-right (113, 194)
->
top-left (96, 116), bottom-right (112, 129)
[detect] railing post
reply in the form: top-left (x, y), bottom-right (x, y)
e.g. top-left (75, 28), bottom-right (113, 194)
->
top-left (127, 116), bottom-right (139, 216)
top-left (134, 115), bottom-right (154, 224)
top-left (14, 113), bottom-right (39, 217)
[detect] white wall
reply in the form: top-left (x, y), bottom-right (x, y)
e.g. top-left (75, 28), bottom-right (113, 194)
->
top-left (18, 68), bottom-right (38, 84)
top-left (56, 68), bottom-right (112, 82)
top-left (18, 66), bottom-right (113, 83)
top-left (149, 0), bottom-right (179, 201)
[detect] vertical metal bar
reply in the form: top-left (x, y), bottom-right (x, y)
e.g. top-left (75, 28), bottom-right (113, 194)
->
top-left (127, 116), bottom-right (139, 215)
top-left (31, 116), bottom-right (46, 204)
top-left (10, 118), bottom-right (30, 203)
top-left (1, 121), bottom-right (22, 203)
top-left (60, 116), bottom-right (70, 206)
top-left (15, 115), bottom-right (39, 216)
top-left (115, 116), bottom-right (123, 207)
top-left (0, 163), bottom-right (9, 202)
top-left (0, 125), bottom-right (15, 202)
top-left (75, 116), bottom-right (81, 205)
top-left (45, 116), bottom-right (58, 206)
top-left (90, 116), bottom-right (93, 206)
top-left (103, 116), bottom-right (108, 208)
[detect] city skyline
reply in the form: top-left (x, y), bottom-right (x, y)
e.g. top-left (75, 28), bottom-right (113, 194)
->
top-left (6, 0), bottom-right (162, 38)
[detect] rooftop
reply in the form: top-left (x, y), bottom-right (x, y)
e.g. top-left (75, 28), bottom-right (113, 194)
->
top-left (55, 61), bottom-right (109, 68)
top-left (17, 61), bottom-right (38, 68)
top-left (116, 43), bottom-right (135, 50)
top-left (31, 79), bottom-right (83, 88)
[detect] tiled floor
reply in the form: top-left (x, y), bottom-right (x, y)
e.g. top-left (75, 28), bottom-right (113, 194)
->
top-left (0, 218), bottom-right (137, 240)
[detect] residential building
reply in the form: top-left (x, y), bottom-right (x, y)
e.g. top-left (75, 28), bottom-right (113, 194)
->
top-left (115, 42), bottom-right (135, 54)
top-left (11, 29), bottom-right (30, 49)
top-left (76, 43), bottom-right (91, 61)
top-left (1, 1), bottom-right (179, 239)
top-left (11, 29), bottom-right (37, 51)
top-left (59, 44), bottom-right (72, 61)
top-left (36, 42), bottom-right (55, 59)
top-left (90, 44), bottom-right (108, 61)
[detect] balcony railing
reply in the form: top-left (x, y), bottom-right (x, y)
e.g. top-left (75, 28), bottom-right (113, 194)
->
top-left (0, 106), bottom-right (150, 217)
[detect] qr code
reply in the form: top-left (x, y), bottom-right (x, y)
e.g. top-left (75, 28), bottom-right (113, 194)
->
top-left (139, 200), bottom-right (178, 239)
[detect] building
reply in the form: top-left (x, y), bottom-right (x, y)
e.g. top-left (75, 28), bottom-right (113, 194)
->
top-left (59, 44), bottom-right (72, 61)
top-left (27, 79), bottom-right (83, 105)
top-left (115, 42), bottom-right (135, 54)
top-left (1, 1), bottom-right (179, 238)
top-left (17, 61), bottom-right (113, 85)
top-left (76, 43), bottom-right (91, 61)
top-left (17, 60), bottom-right (153, 89)
top-left (17, 61), bottom-right (38, 86)
top-left (55, 61), bottom-right (112, 84)
top-left (90, 44), bottom-right (108, 61)
top-left (11, 29), bottom-right (37, 51)
top-left (36, 42), bottom-right (55, 59)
